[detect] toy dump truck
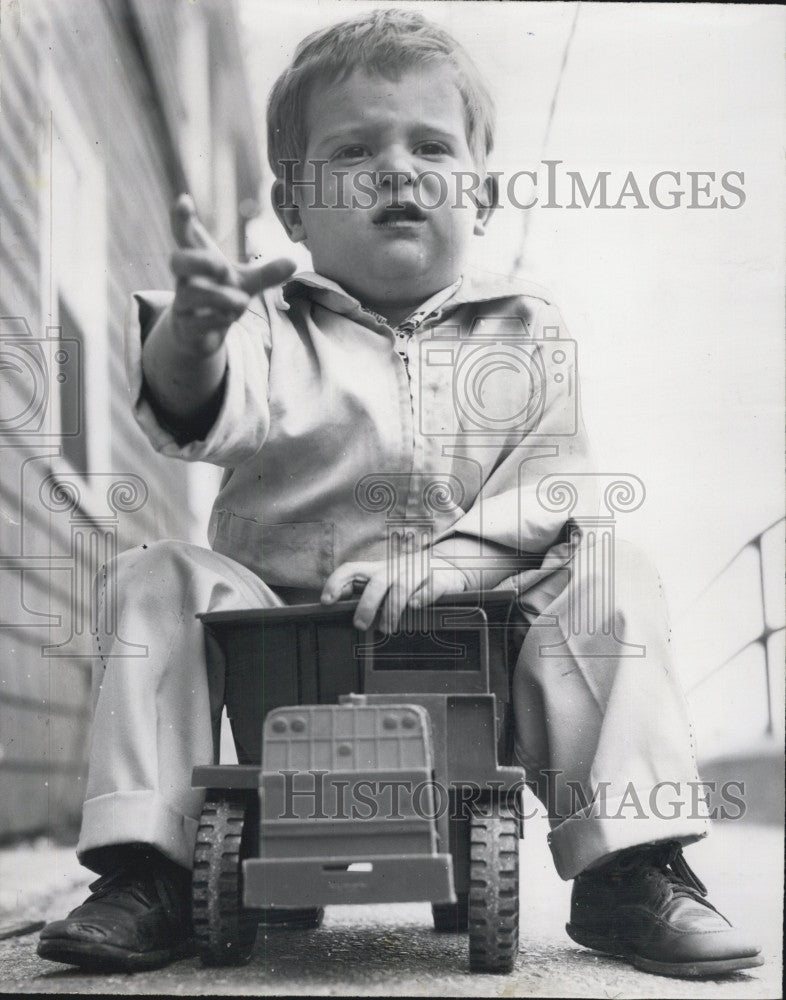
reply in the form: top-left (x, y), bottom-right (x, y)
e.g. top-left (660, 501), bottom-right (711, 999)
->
top-left (191, 591), bottom-right (525, 973)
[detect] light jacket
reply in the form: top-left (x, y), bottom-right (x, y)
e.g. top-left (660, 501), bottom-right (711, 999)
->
top-left (125, 270), bottom-right (595, 591)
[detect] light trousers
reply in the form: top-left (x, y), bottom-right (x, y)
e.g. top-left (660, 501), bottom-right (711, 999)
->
top-left (77, 535), bottom-right (708, 880)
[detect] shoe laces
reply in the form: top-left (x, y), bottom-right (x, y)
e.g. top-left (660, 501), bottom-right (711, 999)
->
top-left (87, 863), bottom-right (186, 919)
top-left (610, 841), bottom-right (715, 909)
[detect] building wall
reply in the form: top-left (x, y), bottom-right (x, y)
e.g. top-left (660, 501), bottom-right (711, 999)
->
top-left (0, 0), bottom-right (257, 838)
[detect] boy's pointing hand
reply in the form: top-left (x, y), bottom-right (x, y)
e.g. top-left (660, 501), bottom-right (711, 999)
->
top-left (169, 194), bottom-right (296, 354)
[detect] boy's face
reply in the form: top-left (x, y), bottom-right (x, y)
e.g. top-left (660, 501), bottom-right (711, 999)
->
top-left (278, 65), bottom-right (492, 321)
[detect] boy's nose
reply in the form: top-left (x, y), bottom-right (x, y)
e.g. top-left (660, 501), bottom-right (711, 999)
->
top-left (374, 149), bottom-right (415, 191)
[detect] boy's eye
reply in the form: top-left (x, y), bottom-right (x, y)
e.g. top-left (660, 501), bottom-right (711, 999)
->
top-left (415, 141), bottom-right (450, 157)
top-left (334, 145), bottom-right (370, 162)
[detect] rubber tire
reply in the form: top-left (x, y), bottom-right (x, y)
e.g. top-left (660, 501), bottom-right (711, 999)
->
top-left (432, 893), bottom-right (469, 933)
top-left (468, 803), bottom-right (520, 973)
top-left (193, 790), bottom-right (260, 966)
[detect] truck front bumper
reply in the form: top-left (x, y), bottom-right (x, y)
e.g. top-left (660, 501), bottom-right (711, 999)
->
top-left (243, 853), bottom-right (455, 907)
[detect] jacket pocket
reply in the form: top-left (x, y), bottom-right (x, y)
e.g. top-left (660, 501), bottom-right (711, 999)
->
top-left (211, 511), bottom-right (335, 589)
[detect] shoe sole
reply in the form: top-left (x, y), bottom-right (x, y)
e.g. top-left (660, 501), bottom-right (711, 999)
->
top-left (37, 936), bottom-right (196, 973)
top-left (566, 924), bottom-right (765, 979)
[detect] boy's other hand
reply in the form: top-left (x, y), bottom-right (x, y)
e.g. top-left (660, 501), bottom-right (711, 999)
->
top-left (320, 555), bottom-right (469, 633)
top-left (169, 194), bottom-right (296, 354)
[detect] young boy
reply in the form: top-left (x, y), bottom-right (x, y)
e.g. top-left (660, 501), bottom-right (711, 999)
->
top-left (38, 8), bottom-right (762, 979)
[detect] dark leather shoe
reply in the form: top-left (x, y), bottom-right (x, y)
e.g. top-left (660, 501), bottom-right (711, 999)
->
top-left (37, 853), bottom-right (194, 972)
top-left (566, 841), bottom-right (764, 978)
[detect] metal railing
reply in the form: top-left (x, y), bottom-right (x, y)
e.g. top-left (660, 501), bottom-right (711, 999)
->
top-left (687, 516), bottom-right (784, 738)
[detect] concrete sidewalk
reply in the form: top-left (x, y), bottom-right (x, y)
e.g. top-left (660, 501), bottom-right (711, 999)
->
top-left (0, 816), bottom-right (781, 997)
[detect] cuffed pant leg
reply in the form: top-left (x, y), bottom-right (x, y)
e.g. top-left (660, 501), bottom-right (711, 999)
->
top-left (77, 540), bottom-right (284, 872)
top-left (512, 533), bottom-right (710, 880)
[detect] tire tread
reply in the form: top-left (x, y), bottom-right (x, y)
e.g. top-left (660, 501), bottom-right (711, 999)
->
top-left (467, 803), bottom-right (520, 974)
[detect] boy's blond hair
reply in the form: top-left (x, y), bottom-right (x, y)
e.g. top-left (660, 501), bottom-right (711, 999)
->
top-left (266, 7), bottom-right (495, 180)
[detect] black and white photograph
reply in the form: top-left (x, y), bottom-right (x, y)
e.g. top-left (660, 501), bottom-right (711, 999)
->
top-left (0, 1), bottom-right (783, 996)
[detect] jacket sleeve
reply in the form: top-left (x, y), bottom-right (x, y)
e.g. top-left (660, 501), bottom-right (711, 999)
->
top-left (428, 298), bottom-right (597, 589)
top-left (124, 290), bottom-right (272, 467)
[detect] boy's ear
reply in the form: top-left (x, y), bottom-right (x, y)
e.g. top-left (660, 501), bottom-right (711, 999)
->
top-left (473, 173), bottom-right (499, 236)
top-left (272, 180), bottom-right (308, 245)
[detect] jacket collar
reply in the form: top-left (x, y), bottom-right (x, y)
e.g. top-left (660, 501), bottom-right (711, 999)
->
top-left (279, 268), bottom-right (551, 326)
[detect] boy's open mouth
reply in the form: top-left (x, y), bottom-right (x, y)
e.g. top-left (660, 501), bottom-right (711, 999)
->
top-left (373, 202), bottom-right (428, 227)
